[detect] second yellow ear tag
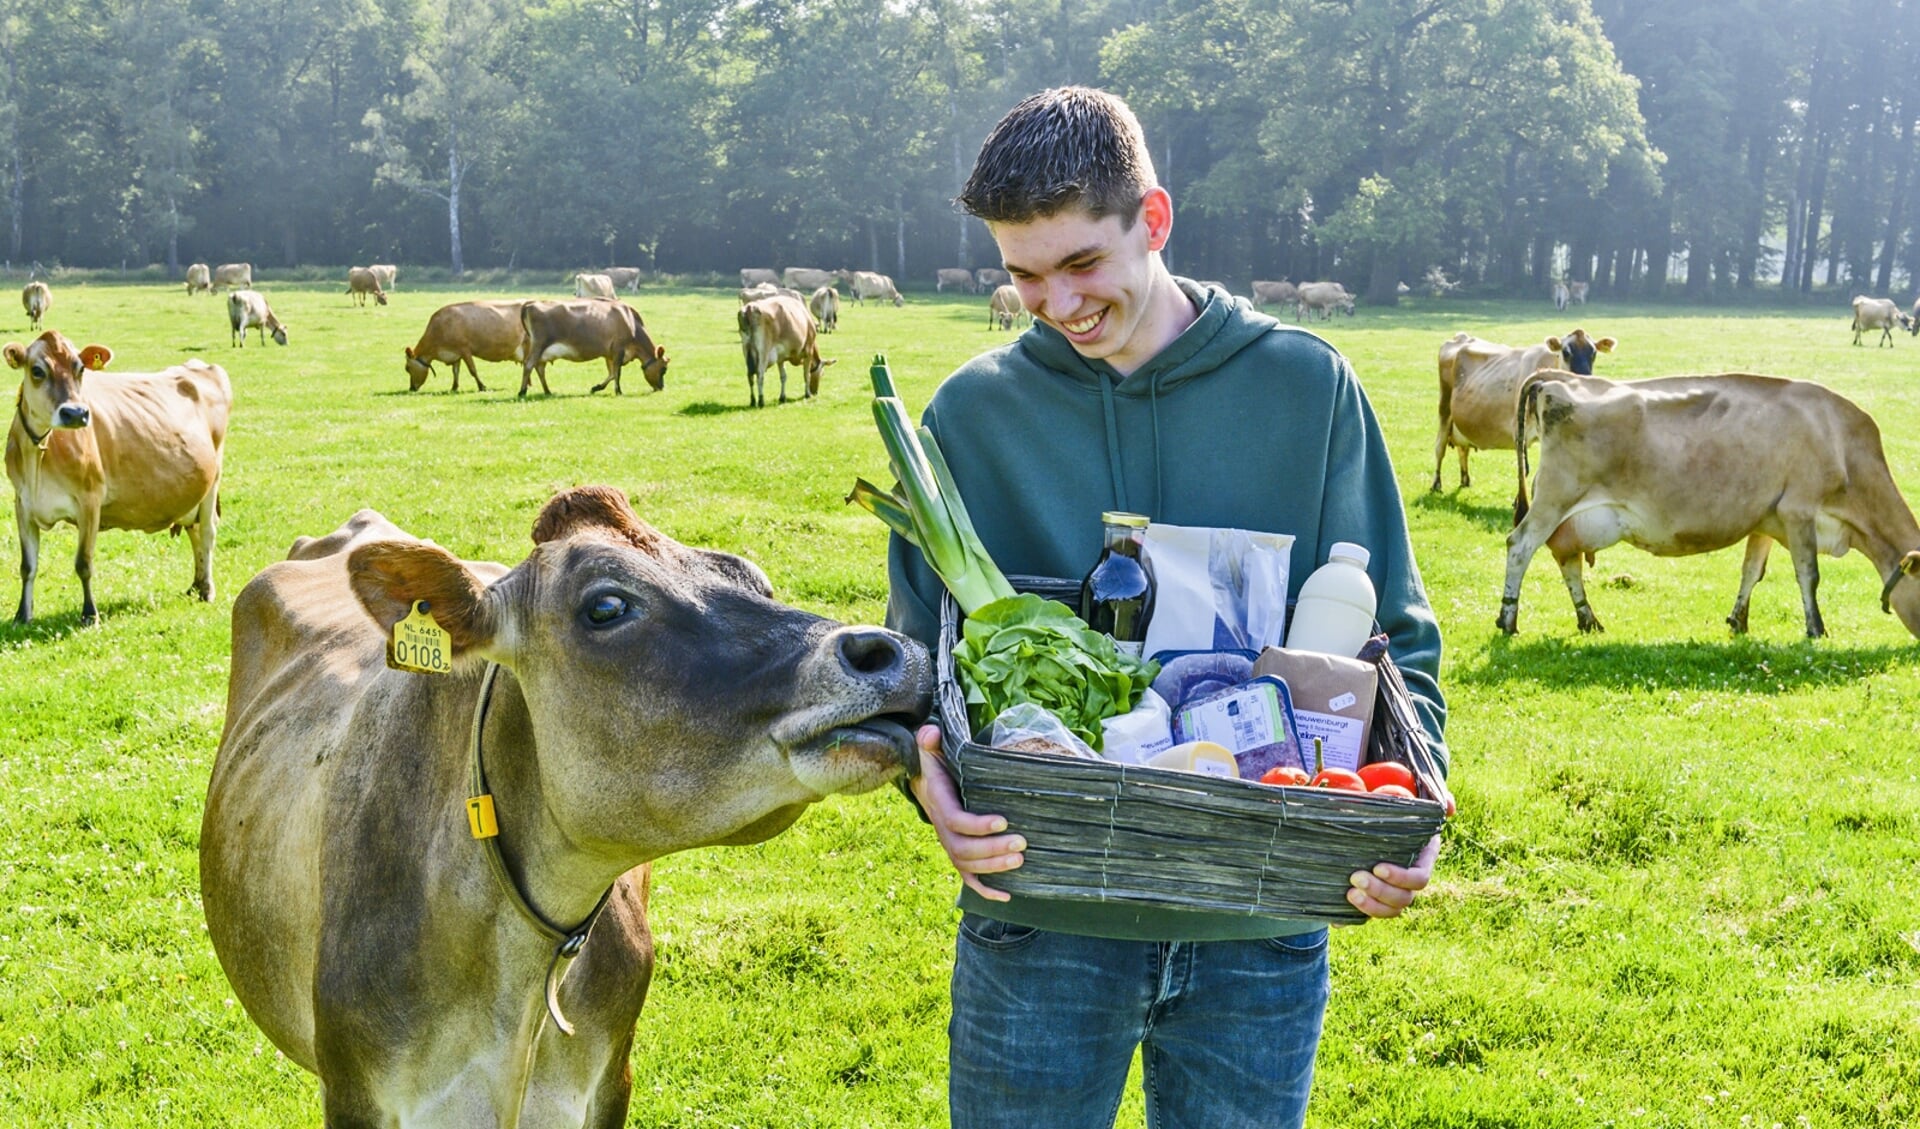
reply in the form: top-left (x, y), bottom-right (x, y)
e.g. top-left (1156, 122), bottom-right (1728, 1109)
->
top-left (387, 600), bottom-right (453, 674)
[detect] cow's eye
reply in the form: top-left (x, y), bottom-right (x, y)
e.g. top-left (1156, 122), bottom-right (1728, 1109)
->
top-left (584, 593), bottom-right (629, 626)
top-left (29, 362), bottom-right (45, 381)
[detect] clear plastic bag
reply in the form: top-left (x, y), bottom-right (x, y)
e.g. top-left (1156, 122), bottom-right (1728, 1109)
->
top-left (981, 702), bottom-right (1101, 759)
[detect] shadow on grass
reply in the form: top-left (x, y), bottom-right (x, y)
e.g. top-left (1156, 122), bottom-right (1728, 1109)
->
top-left (1463, 633), bottom-right (1919, 693)
top-left (0, 598), bottom-right (148, 646)
top-left (677, 400), bottom-right (755, 417)
top-left (1412, 489), bottom-right (1516, 533)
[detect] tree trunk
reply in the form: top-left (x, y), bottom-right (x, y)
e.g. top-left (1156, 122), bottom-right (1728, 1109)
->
top-left (951, 93), bottom-right (967, 267)
top-left (447, 148), bottom-right (465, 276)
top-left (1800, 128), bottom-right (1833, 293)
top-left (1737, 122), bottom-right (1769, 289)
top-left (1878, 109), bottom-right (1914, 294)
top-left (166, 197), bottom-right (179, 276)
top-left (895, 189), bottom-right (906, 282)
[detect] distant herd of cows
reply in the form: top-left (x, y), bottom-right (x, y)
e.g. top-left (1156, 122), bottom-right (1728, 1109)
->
top-left (7, 261), bottom-right (1920, 643)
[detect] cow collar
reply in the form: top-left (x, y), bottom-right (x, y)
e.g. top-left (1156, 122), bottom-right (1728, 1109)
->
top-left (13, 393), bottom-right (49, 450)
top-left (468, 661), bottom-right (614, 1039)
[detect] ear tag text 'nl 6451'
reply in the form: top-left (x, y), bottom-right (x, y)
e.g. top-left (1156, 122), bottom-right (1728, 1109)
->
top-left (387, 600), bottom-right (453, 675)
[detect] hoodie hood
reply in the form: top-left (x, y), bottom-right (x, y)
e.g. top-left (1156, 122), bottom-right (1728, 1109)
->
top-left (1016, 278), bottom-right (1282, 397)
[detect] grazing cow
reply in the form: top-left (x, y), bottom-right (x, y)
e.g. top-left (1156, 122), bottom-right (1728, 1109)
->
top-left (604, 267), bottom-right (641, 292)
top-left (809, 284), bottom-right (838, 333)
top-left (738, 294), bottom-right (833, 407)
top-left (200, 485), bottom-right (931, 1128)
top-left (1423, 266), bottom-right (1459, 297)
top-left (519, 300), bottom-right (668, 396)
top-left (1910, 297), bottom-right (1920, 336)
top-left (346, 267), bottom-right (388, 307)
top-left (1552, 281), bottom-right (1570, 310)
top-left (988, 284), bottom-right (1027, 330)
top-left (976, 267), bottom-right (1011, 291)
top-left (1851, 295), bottom-right (1909, 347)
top-left (369, 264), bottom-right (398, 292)
top-left (1296, 281), bottom-right (1354, 320)
top-left (6, 331), bottom-right (229, 623)
top-left (1569, 280), bottom-right (1588, 305)
top-left (575, 272), bottom-right (617, 300)
top-left (740, 267), bottom-right (779, 288)
top-left (783, 267), bottom-right (836, 292)
top-left (405, 300), bottom-right (530, 392)
top-left (844, 270), bottom-right (903, 307)
top-left (1433, 328), bottom-right (1615, 493)
top-left (1500, 372), bottom-right (1920, 640)
top-left (228, 289), bottom-right (287, 347)
top-left (738, 283), bottom-right (802, 304)
top-left (212, 263), bottom-right (253, 292)
top-left (186, 263), bottom-right (212, 296)
top-left (936, 268), bottom-right (977, 293)
top-left (1250, 279), bottom-right (1298, 312)
top-left (22, 281), bottom-right (49, 330)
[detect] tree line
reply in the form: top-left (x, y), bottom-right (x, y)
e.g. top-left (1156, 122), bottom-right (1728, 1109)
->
top-left (0, 0), bottom-right (1907, 304)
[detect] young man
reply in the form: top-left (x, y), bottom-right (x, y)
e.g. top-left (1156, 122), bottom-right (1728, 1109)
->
top-left (885, 87), bottom-right (1448, 1129)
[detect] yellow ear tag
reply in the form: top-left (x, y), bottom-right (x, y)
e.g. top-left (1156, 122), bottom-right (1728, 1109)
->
top-left (466, 794), bottom-right (499, 839)
top-left (387, 599), bottom-right (453, 674)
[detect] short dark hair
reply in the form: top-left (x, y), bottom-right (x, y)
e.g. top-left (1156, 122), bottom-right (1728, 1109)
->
top-left (957, 87), bottom-right (1157, 227)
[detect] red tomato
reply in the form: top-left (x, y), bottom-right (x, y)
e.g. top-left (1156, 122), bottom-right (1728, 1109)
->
top-left (1369, 783), bottom-right (1417, 799)
top-left (1260, 765), bottom-right (1311, 786)
top-left (1308, 768), bottom-right (1367, 792)
top-left (1358, 762), bottom-right (1417, 793)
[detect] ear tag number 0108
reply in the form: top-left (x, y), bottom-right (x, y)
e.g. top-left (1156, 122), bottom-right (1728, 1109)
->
top-left (387, 600), bottom-right (453, 674)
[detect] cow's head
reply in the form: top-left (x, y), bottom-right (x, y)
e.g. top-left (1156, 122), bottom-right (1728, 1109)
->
top-left (621, 306), bottom-right (669, 391)
top-left (807, 354), bottom-right (837, 397)
top-left (1881, 550), bottom-right (1920, 638)
top-left (1552, 328), bottom-right (1614, 376)
top-left (5, 332), bottom-right (112, 439)
top-left (345, 485), bottom-right (930, 858)
top-left (403, 347), bottom-right (433, 391)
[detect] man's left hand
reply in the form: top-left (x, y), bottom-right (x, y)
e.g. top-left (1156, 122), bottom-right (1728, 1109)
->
top-left (1347, 834), bottom-right (1439, 918)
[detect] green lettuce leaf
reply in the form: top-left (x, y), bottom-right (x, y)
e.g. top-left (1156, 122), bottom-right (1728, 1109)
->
top-left (953, 593), bottom-right (1160, 751)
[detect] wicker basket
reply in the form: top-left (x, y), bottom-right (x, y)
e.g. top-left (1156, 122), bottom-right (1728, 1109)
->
top-left (937, 579), bottom-right (1450, 923)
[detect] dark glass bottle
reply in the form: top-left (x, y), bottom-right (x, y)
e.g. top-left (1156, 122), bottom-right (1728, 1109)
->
top-left (1080, 511), bottom-right (1155, 656)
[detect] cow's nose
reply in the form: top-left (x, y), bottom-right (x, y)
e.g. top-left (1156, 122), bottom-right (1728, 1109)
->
top-left (836, 627), bottom-right (907, 677)
top-left (56, 403), bottom-right (89, 428)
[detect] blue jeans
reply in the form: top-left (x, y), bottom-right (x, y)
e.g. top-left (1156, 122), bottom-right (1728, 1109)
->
top-left (949, 913), bottom-right (1330, 1129)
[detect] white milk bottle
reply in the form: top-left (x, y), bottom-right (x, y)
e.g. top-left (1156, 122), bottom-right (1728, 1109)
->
top-left (1284, 542), bottom-right (1376, 657)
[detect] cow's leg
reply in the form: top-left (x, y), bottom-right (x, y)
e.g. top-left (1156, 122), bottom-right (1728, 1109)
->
top-left (590, 357), bottom-right (618, 394)
top-left (75, 505), bottom-right (100, 625)
top-left (1727, 534), bottom-right (1771, 634)
top-left (13, 503), bottom-right (36, 624)
top-left (187, 485), bottom-right (218, 602)
top-left (1787, 523), bottom-right (1826, 638)
top-left (1496, 509), bottom-right (1564, 635)
top-left (777, 361), bottom-right (789, 404)
top-left (1883, 325), bottom-right (1896, 348)
top-left (1552, 542), bottom-right (1602, 633)
top-left (519, 360), bottom-right (535, 397)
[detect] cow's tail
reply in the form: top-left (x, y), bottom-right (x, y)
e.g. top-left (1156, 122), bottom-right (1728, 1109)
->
top-left (1513, 373), bottom-right (1550, 526)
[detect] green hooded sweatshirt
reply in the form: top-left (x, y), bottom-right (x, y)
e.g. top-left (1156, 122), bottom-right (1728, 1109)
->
top-left (887, 279), bottom-right (1446, 941)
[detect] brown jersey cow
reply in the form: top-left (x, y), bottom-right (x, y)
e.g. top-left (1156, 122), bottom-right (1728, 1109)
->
top-left (519, 300), bottom-right (668, 396)
top-left (738, 294), bottom-right (832, 407)
top-left (405, 300), bottom-right (530, 392)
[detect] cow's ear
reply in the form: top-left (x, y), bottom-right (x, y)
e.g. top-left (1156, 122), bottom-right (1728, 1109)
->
top-left (404, 346), bottom-right (416, 360)
top-left (654, 346), bottom-right (667, 363)
top-left (531, 485), bottom-right (664, 556)
top-left (347, 540), bottom-right (497, 655)
top-left (1595, 337), bottom-right (1616, 353)
top-left (820, 358), bottom-right (838, 367)
top-left (1545, 336), bottom-right (1564, 353)
top-left (3, 343), bottom-right (25, 370)
top-left (79, 345), bottom-right (111, 370)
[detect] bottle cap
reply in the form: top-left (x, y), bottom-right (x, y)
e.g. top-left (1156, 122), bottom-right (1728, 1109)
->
top-left (1328, 542), bottom-right (1370, 568)
top-left (1100, 511), bottom-right (1150, 528)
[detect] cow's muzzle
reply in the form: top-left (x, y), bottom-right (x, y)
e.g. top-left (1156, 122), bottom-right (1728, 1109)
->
top-left (55, 402), bottom-right (89, 429)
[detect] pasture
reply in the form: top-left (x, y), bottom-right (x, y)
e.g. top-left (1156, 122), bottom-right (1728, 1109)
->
top-left (2, 280), bottom-right (1916, 1127)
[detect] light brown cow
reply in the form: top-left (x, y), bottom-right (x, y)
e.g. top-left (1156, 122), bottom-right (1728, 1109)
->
top-left (988, 284), bottom-right (1026, 330)
top-left (604, 267), bottom-right (641, 292)
top-left (346, 267), bottom-right (388, 307)
top-left (22, 281), bottom-right (49, 330)
top-left (575, 272), bottom-right (617, 300)
top-left (212, 263), bottom-right (253, 292)
top-left (519, 300), bottom-right (668, 396)
top-left (782, 267), bottom-right (836, 292)
top-left (1851, 295), bottom-right (1909, 347)
top-left (369, 263), bottom-right (398, 292)
top-left (186, 263), bottom-right (212, 296)
top-left (738, 282), bottom-right (802, 304)
top-left (738, 294), bottom-right (832, 407)
top-left (739, 267), bottom-right (779, 288)
top-left (1250, 279), bottom-right (1297, 311)
top-left (1499, 372), bottom-right (1920, 639)
top-left (1296, 281), bottom-right (1353, 320)
top-left (1568, 280), bottom-right (1588, 305)
top-left (200, 485), bottom-right (931, 1127)
top-left (844, 270), bottom-right (902, 307)
top-left (975, 267), bottom-right (1011, 291)
top-left (6, 331), bottom-right (229, 623)
top-left (1432, 328), bottom-right (1614, 494)
top-left (808, 284), bottom-right (838, 333)
top-left (936, 268), bottom-right (976, 294)
top-left (228, 289), bottom-right (287, 347)
top-left (405, 300), bottom-right (530, 392)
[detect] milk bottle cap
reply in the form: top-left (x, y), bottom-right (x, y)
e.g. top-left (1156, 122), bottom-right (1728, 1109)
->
top-left (1328, 542), bottom-right (1370, 569)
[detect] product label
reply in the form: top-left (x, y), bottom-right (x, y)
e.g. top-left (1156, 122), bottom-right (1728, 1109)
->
top-left (1114, 639), bottom-right (1144, 659)
top-left (1179, 683), bottom-right (1283, 755)
top-left (1294, 710), bottom-right (1364, 771)
top-left (1327, 691), bottom-right (1358, 712)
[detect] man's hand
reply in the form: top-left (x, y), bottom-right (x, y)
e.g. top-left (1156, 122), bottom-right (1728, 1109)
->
top-left (908, 724), bottom-right (1025, 902)
top-left (1346, 834), bottom-right (1440, 918)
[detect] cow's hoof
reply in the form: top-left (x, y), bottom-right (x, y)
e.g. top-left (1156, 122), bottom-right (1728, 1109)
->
top-left (1576, 614), bottom-right (1604, 634)
top-left (1725, 614), bottom-right (1748, 634)
top-left (1495, 610), bottom-right (1518, 635)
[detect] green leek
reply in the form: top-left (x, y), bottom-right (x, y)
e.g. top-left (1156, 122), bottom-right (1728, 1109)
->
top-left (850, 355), bottom-right (1015, 614)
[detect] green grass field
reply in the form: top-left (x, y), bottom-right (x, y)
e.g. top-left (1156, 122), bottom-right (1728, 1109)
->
top-left (1, 279), bottom-right (1916, 1127)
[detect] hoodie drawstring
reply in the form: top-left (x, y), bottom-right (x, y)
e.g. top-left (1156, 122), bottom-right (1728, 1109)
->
top-left (1098, 374), bottom-right (1128, 513)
